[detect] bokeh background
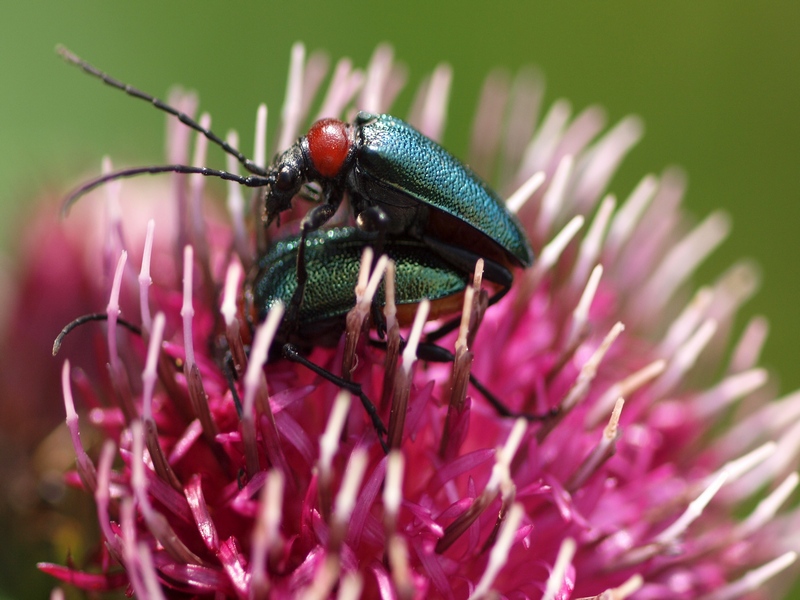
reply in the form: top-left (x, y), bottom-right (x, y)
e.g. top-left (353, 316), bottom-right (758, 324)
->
top-left (0, 1), bottom-right (798, 597)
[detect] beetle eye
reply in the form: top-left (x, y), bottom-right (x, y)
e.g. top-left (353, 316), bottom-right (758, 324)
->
top-left (275, 167), bottom-right (298, 192)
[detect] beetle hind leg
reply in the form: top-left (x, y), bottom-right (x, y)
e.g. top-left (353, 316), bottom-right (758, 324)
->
top-left (413, 342), bottom-right (557, 422)
top-left (283, 343), bottom-right (389, 452)
top-left (355, 205), bottom-right (391, 337)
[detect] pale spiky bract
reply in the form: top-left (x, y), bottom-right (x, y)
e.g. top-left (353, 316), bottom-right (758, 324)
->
top-left (33, 44), bottom-right (799, 599)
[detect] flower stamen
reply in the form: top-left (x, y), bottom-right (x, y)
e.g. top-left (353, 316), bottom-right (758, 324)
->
top-left (505, 170), bottom-right (545, 215)
top-left (61, 360), bottom-right (97, 492)
top-left (536, 154), bottom-right (574, 238)
top-left (224, 130), bottom-right (250, 263)
top-left (413, 62), bottom-right (452, 142)
top-left (277, 42), bottom-right (307, 153)
top-left (572, 194), bottom-right (614, 291)
top-left (387, 299), bottom-right (430, 449)
top-left (729, 315), bottom-right (769, 373)
top-left (542, 537), bottom-right (577, 600)
top-left (638, 211), bottom-right (731, 322)
top-left (319, 390), bottom-right (352, 518)
top-left (130, 420), bottom-right (203, 565)
top-left (380, 260), bottom-right (401, 413)
top-left (250, 468), bottom-right (285, 597)
top-left (138, 219), bottom-right (155, 333)
top-left (567, 397), bottom-right (624, 491)
top-left (142, 312), bottom-right (181, 489)
top-left (467, 503), bottom-right (526, 600)
top-left (586, 359), bottom-right (665, 428)
top-left (343, 247), bottom-right (387, 379)
top-left (605, 173), bottom-right (658, 261)
top-left (700, 552), bottom-right (797, 600)
top-left (539, 321), bottom-right (624, 442)
top-left (242, 303), bottom-right (286, 478)
top-left (437, 418), bottom-right (527, 554)
top-left (651, 319), bottom-right (717, 400)
top-left (221, 260), bottom-right (247, 379)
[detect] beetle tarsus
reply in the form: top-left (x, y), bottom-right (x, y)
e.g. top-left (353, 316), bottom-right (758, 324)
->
top-left (282, 343), bottom-right (389, 452)
top-left (408, 340), bottom-right (558, 423)
top-left (221, 350), bottom-right (245, 419)
top-left (467, 373), bottom-right (558, 422)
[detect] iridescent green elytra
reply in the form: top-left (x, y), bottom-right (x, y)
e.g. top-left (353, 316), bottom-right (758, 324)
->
top-left (252, 227), bottom-right (471, 345)
top-left (353, 113), bottom-right (534, 268)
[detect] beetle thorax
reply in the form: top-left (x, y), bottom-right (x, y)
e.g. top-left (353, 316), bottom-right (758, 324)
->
top-left (306, 119), bottom-right (352, 179)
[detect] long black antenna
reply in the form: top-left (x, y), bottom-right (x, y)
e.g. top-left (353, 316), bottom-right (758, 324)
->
top-left (56, 45), bottom-right (269, 177)
top-left (63, 165), bottom-right (272, 215)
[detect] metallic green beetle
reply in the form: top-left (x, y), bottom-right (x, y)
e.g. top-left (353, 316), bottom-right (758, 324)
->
top-left (57, 50), bottom-right (533, 325)
top-left (251, 227), bottom-right (498, 348)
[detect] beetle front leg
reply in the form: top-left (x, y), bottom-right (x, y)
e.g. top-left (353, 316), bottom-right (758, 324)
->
top-left (286, 185), bottom-right (344, 330)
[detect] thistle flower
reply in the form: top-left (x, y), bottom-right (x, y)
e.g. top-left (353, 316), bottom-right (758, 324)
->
top-left (28, 44), bottom-right (800, 598)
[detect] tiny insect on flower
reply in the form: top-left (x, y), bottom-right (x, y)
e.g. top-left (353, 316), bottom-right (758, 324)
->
top-left (15, 43), bottom-right (799, 598)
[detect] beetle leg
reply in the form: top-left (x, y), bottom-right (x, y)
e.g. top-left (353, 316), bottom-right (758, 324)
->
top-left (421, 235), bottom-right (514, 292)
top-left (221, 349), bottom-right (245, 419)
top-left (285, 186), bottom-right (344, 331)
top-left (282, 343), bottom-right (389, 452)
top-left (418, 236), bottom-right (513, 343)
top-left (355, 205), bottom-right (391, 337)
top-left (356, 205), bottom-right (390, 233)
top-left (465, 373), bottom-right (558, 421)
top-left (413, 342), bottom-right (557, 422)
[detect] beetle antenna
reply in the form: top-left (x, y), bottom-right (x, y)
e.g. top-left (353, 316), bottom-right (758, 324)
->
top-left (63, 165), bottom-right (272, 216)
top-left (53, 312), bottom-right (142, 356)
top-left (56, 45), bottom-right (269, 177)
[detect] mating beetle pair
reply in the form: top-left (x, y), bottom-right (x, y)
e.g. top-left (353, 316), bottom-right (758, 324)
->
top-left (262, 111), bottom-right (533, 324)
top-left (253, 226), bottom-right (506, 348)
top-left (59, 48), bottom-right (537, 430)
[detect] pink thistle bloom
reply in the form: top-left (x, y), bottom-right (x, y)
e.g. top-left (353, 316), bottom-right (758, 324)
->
top-left (27, 44), bottom-right (800, 598)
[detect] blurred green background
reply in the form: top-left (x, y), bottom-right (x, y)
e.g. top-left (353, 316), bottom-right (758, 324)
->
top-left (0, 0), bottom-right (798, 596)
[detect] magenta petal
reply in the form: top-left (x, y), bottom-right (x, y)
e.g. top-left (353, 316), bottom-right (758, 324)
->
top-left (37, 563), bottom-right (128, 591)
top-left (428, 448), bottom-right (495, 491)
top-left (168, 419), bottom-right (203, 464)
top-left (184, 474), bottom-right (219, 552)
top-left (348, 455), bottom-right (387, 547)
top-left (158, 562), bottom-right (234, 595)
top-left (287, 545), bottom-right (326, 591)
top-left (218, 537), bottom-right (249, 599)
top-left (412, 538), bottom-right (453, 600)
top-left (369, 559), bottom-right (396, 600)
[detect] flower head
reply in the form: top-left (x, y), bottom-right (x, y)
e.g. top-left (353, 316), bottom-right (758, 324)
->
top-left (27, 44), bottom-right (800, 598)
